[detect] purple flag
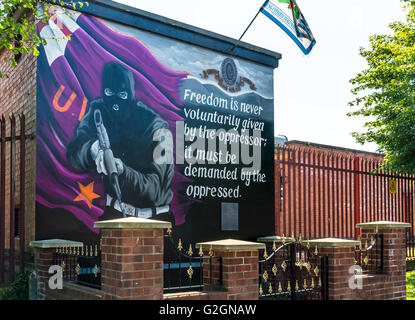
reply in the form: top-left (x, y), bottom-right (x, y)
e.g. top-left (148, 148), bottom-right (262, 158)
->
top-left (36, 5), bottom-right (191, 233)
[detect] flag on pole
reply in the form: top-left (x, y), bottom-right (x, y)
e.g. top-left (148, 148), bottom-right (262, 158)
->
top-left (261, 0), bottom-right (316, 54)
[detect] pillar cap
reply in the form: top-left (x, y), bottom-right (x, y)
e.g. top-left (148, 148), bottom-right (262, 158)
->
top-left (257, 235), bottom-right (295, 243)
top-left (356, 221), bottom-right (411, 229)
top-left (94, 217), bottom-right (171, 229)
top-left (196, 239), bottom-right (265, 251)
top-left (307, 238), bottom-right (360, 248)
top-left (29, 239), bottom-right (83, 249)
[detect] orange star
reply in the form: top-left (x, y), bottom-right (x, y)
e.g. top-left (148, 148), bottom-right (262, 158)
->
top-left (73, 181), bottom-right (100, 209)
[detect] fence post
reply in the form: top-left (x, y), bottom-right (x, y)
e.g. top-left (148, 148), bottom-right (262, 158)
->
top-left (356, 221), bottom-right (410, 300)
top-left (0, 116), bottom-right (4, 283)
top-left (94, 217), bottom-right (171, 300)
top-left (308, 238), bottom-right (360, 300)
top-left (195, 239), bottom-right (265, 300)
top-left (354, 156), bottom-right (360, 240)
top-left (19, 113), bottom-right (26, 275)
top-left (9, 114), bottom-right (16, 283)
top-left (29, 239), bottom-right (83, 300)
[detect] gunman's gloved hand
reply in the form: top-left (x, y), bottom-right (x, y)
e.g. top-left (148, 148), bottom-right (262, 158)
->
top-left (90, 140), bottom-right (124, 176)
top-left (114, 158), bottom-right (124, 175)
top-left (90, 140), bottom-right (105, 174)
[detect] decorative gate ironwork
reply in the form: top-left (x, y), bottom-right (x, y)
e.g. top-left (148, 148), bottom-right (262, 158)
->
top-left (259, 238), bottom-right (328, 300)
top-left (355, 231), bottom-right (384, 274)
top-left (53, 243), bottom-right (102, 289)
top-left (163, 229), bottom-right (204, 293)
top-left (163, 229), bottom-right (223, 293)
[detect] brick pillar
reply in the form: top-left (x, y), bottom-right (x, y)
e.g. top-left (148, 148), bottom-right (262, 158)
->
top-left (94, 217), bottom-right (171, 300)
top-left (29, 239), bottom-right (83, 300)
top-left (357, 221), bottom-right (410, 300)
top-left (308, 238), bottom-right (360, 300)
top-left (196, 239), bottom-right (265, 300)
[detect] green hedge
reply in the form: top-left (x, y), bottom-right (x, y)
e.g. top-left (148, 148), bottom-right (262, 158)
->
top-left (0, 271), bottom-right (31, 300)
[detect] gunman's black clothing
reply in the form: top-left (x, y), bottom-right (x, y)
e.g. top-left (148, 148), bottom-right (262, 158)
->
top-left (66, 62), bottom-right (174, 214)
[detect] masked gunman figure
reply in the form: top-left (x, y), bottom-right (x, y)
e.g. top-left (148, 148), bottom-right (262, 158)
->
top-left (67, 62), bottom-right (174, 221)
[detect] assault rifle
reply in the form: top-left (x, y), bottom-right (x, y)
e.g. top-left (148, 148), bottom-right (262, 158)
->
top-left (94, 109), bottom-right (126, 217)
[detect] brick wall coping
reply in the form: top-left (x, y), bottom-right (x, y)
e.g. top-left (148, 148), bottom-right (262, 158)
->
top-left (354, 273), bottom-right (386, 281)
top-left (356, 221), bottom-right (411, 229)
top-left (29, 239), bottom-right (83, 249)
top-left (46, 280), bottom-right (104, 300)
top-left (164, 291), bottom-right (207, 300)
top-left (307, 238), bottom-right (360, 248)
top-left (257, 235), bottom-right (295, 243)
top-left (195, 239), bottom-right (265, 251)
top-left (94, 217), bottom-right (171, 229)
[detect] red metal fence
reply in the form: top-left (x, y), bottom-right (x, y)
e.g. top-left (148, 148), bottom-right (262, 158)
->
top-left (275, 147), bottom-right (415, 252)
top-left (0, 113), bottom-right (26, 284)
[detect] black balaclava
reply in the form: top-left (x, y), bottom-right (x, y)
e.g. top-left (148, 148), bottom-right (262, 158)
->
top-left (101, 62), bottom-right (135, 122)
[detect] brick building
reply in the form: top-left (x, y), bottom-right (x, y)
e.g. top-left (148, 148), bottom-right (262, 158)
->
top-left (0, 0), bottom-right (281, 284)
top-left (0, 23), bottom-right (37, 251)
top-left (286, 140), bottom-right (384, 161)
top-left (0, 3), bottom-right (410, 302)
top-left (275, 140), bottom-right (414, 241)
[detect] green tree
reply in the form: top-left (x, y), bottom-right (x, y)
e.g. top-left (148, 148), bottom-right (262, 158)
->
top-left (348, 0), bottom-right (415, 173)
top-left (0, 0), bottom-right (87, 78)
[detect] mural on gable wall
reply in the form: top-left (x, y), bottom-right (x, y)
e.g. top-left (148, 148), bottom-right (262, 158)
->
top-left (35, 5), bottom-right (275, 245)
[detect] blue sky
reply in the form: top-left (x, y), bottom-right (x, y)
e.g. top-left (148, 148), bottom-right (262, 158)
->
top-left (112, 0), bottom-right (408, 153)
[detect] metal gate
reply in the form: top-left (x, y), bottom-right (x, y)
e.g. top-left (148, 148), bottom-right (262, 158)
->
top-left (275, 146), bottom-right (415, 240)
top-left (275, 145), bottom-right (415, 260)
top-left (163, 229), bottom-right (224, 293)
top-left (163, 229), bottom-right (204, 293)
top-left (259, 239), bottom-right (328, 300)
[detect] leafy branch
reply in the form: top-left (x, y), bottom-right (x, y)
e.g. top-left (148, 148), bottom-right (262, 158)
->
top-left (348, 0), bottom-right (415, 173)
top-left (0, 0), bottom-right (88, 78)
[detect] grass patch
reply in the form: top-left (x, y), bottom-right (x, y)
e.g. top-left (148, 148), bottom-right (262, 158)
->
top-left (407, 270), bottom-right (415, 300)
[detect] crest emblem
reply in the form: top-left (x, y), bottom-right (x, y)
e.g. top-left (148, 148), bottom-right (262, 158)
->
top-left (221, 58), bottom-right (237, 87)
top-left (201, 58), bottom-right (256, 93)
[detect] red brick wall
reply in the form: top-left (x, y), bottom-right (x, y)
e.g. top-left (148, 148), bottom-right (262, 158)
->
top-left (202, 249), bottom-right (259, 300)
top-left (100, 229), bottom-right (164, 300)
top-left (0, 43), bottom-right (37, 251)
top-left (45, 281), bottom-right (103, 300)
top-left (33, 223), bottom-right (407, 300)
top-left (319, 246), bottom-right (356, 300)
top-left (32, 244), bottom-right (104, 300)
top-left (33, 247), bottom-right (54, 300)
top-left (354, 228), bottom-right (407, 300)
top-left (319, 227), bottom-right (407, 300)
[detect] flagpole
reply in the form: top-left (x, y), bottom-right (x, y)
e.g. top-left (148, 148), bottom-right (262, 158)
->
top-left (229, 1), bottom-right (268, 54)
